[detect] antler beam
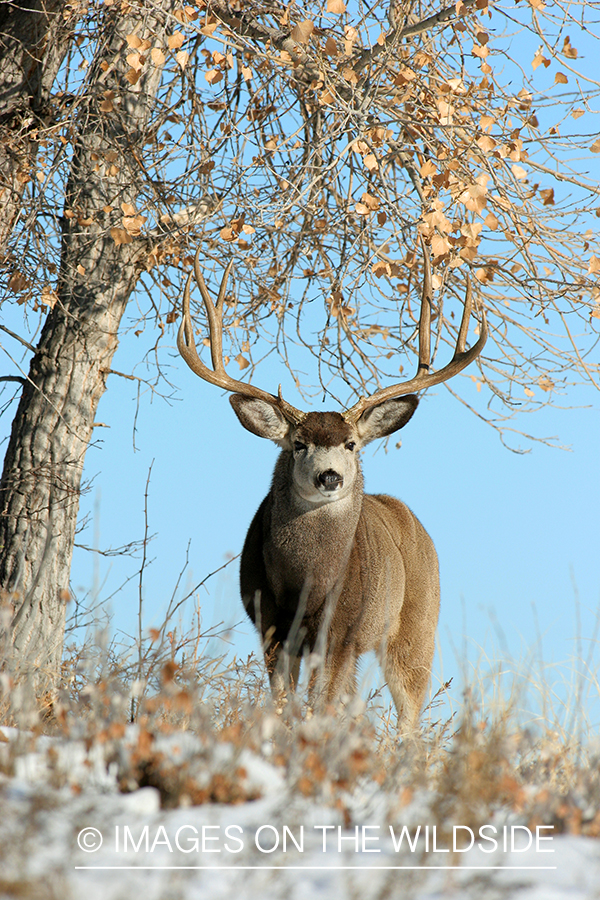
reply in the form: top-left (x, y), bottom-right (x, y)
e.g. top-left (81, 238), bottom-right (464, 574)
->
top-left (177, 247), bottom-right (305, 424)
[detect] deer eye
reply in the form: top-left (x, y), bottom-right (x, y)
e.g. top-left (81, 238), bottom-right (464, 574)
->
top-left (345, 441), bottom-right (356, 451)
top-left (294, 441), bottom-right (307, 452)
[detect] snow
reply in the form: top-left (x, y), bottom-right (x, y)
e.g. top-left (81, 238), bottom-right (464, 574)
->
top-left (1, 724), bottom-right (599, 899)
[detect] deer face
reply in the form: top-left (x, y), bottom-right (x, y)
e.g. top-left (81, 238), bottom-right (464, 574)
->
top-left (286, 412), bottom-right (359, 504)
top-left (230, 395), bottom-right (419, 506)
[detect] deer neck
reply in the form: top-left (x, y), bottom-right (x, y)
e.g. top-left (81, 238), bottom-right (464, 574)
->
top-left (264, 451), bottom-right (363, 604)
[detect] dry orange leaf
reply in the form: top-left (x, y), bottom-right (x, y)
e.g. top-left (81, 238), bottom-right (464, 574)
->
top-left (327, 0), bottom-right (346, 11)
top-left (532, 51), bottom-right (550, 71)
top-left (40, 285), bottom-right (58, 308)
top-left (200, 20), bottom-right (219, 37)
top-left (361, 192), bottom-right (380, 210)
top-left (477, 134), bottom-right (496, 152)
top-left (291, 19), bottom-right (314, 43)
top-left (431, 234), bottom-right (450, 256)
top-left (562, 35), bottom-right (578, 59)
top-left (122, 215), bottom-right (147, 235)
top-left (420, 159), bottom-right (437, 178)
top-left (126, 51), bottom-right (144, 71)
top-left (205, 68), bottom-right (222, 84)
top-left (372, 260), bottom-right (390, 277)
top-left (110, 227), bottom-right (133, 245)
top-left (588, 256), bottom-right (600, 274)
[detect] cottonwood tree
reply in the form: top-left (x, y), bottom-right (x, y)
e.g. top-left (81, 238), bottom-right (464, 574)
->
top-left (0, 0), bottom-right (599, 693)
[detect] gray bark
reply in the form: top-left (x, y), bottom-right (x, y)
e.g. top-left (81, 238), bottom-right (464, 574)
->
top-left (0, 0), bottom-right (76, 258)
top-left (0, 1), bottom-right (171, 692)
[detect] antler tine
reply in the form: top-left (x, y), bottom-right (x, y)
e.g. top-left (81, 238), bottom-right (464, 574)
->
top-left (343, 244), bottom-right (488, 424)
top-left (178, 268), bottom-right (207, 377)
top-left (456, 272), bottom-right (472, 355)
top-left (417, 237), bottom-right (432, 375)
top-left (178, 249), bottom-right (306, 423)
top-left (192, 247), bottom-right (231, 376)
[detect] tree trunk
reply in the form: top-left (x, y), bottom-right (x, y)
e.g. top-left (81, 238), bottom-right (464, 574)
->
top-left (0, 0), bottom-right (76, 259)
top-left (0, 2), bottom-right (170, 693)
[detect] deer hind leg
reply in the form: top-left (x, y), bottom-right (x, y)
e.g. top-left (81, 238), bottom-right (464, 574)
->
top-left (383, 634), bottom-right (435, 735)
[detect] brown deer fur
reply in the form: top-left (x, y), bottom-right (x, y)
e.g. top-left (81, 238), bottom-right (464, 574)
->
top-left (232, 394), bottom-right (440, 732)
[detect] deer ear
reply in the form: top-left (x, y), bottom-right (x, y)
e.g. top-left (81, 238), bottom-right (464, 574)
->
top-left (230, 394), bottom-right (290, 443)
top-left (356, 395), bottom-right (419, 445)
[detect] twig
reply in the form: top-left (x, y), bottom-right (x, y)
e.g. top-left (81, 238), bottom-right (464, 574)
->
top-left (133, 460), bottom-right (154, 721)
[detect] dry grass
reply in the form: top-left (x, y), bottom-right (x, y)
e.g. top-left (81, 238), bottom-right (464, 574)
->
top-left (1, 614), bottom-right (600, 900)
top-left (2, 607), bottom-right (599, 843)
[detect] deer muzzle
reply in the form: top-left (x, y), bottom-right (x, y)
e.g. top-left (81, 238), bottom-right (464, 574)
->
top-left (317, 469), bottom-right (343, 491)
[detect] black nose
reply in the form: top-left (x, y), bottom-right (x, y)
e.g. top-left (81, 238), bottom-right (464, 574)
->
top-left (318, 469), bottom-right (343, 490)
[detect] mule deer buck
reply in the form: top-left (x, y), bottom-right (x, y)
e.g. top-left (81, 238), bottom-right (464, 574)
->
top-left (178, 247), bottom-right (487, 731)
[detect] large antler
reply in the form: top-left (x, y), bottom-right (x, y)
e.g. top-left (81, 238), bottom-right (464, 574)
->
top-left (343, 241), bottom-right (488, 424)
top-left (177, 248), bottom-right (305, 424)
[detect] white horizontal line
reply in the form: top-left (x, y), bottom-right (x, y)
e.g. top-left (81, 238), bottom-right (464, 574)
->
top-left (75, 865), bottom-right (558, 871)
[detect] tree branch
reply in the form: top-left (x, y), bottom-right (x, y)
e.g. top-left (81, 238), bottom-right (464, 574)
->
top-left (354, 0), bottom-right (480, 73)
top-left (0, 323), bottom-right (38, 354)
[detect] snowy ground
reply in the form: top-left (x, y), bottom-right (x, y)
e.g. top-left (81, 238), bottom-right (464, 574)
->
top-left (2, 724), bottom-right (599, 900)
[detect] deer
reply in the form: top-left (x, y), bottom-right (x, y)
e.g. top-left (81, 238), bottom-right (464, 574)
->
top-left (178, 245), bottom-right (487, 732)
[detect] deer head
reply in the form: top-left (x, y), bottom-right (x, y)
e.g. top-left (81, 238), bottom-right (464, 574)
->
top-left (177, 244), bottom-right (488, 506)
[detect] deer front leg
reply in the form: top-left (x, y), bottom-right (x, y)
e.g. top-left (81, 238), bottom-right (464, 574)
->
top-left (264, 636), bottom-right (301, 699)
top-left (307, 643), bottom-right (359, 712)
